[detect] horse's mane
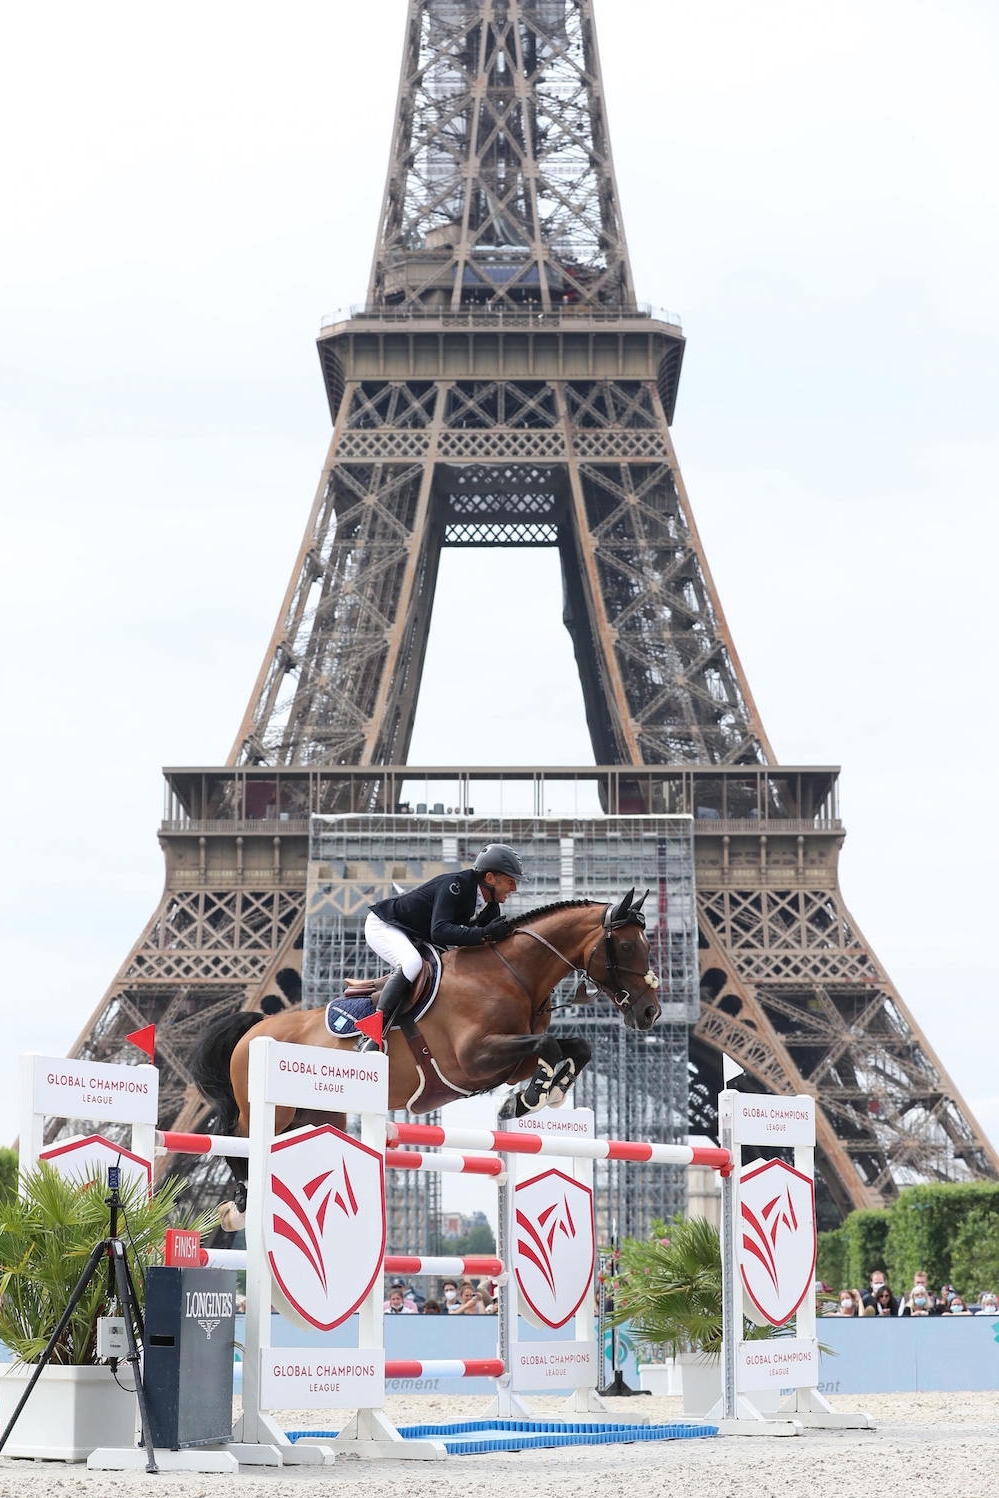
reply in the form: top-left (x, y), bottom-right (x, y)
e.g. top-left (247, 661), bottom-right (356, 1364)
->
top-left (504, 898), bottom-right (601, 929)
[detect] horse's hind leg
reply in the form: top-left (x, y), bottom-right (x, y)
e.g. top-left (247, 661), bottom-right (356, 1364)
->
top-left (219, 1104), bottom-right (345, 1230)
top-left (223, 1148), bottom-right (252, 1213)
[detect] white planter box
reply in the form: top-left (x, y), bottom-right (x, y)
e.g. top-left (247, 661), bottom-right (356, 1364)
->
top-left (677, 1351), bottom-right (720, 1415)
top-left (637, 1360), bottom-right (683, 1395)
top-left (675, 1354), bottom-right (786, 1419)
top-left (0, 1362), bottom-right (138, 1461)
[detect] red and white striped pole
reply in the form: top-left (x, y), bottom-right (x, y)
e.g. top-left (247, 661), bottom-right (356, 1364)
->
top-left (387, 1149), bottom-right (505, 1177)
top-left (156, 1131), bottom-right (507, 1178)
top-left (158, 1126), bottom-right (730, 1172)
top-left (386, 1359), bottom-right (505, 1381)
top-left (387, 1121), bottom-right (731, 1172)
top-left (195, 1248), bottom-right (504, 1279)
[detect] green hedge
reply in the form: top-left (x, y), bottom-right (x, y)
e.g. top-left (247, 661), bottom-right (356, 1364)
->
top-left (816, 1227), bottom-right (846, 1291)
top-left (841, 1208), bottom-right (891, 1290)
top-left (948, 1209), bottom-right (999, 1298)
top-left (0, 1147), bottom-right (17, 1205)
top-left (825, 1183), bottom-right (999, 1299)
top-left (884, 1182), bottom-right (999, 1292)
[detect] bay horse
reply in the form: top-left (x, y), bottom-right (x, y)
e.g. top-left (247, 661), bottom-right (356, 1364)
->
top-left (191, 890), bottom-right (659, 1203)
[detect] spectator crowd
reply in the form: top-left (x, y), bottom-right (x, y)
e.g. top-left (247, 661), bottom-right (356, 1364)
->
top-left (826, 1267), bottom-right (999, 1318)
top-left (383, 1275), bottom-right (498, 1314)
top-left (382, 1265), bottom-right (999, 1321)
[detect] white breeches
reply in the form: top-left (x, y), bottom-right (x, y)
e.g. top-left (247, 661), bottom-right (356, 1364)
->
top-left (365, 911), bottom-right (424, 981)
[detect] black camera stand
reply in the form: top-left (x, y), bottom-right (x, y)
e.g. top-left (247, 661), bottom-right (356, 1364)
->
top-left (0, 1168), bottom-right (159, 1473)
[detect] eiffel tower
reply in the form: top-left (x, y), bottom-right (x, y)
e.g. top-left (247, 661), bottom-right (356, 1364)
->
top-left (62, 0), bottom-right (996, 1229)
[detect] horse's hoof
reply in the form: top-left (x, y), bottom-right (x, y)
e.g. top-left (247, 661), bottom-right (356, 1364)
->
top-left (520, 1058), bottom-right (557, 1112)
top-left (219, 1201), bottom-right (246, 1234)
top-left (547, 1060), bottom-right (577, 1108)
top-left (519, 1082), bottom-right (549, 1112)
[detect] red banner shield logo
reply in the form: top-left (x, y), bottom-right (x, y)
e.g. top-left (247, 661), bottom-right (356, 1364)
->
top-left (40, 1135), bottom-right (152, 1196)
top-left (513, 1168), bottom-right (595, 1330)
top-left (738, 1158), bottom-right (816, 1327)
top-left (266, 1124), bottom-right (385, 1331)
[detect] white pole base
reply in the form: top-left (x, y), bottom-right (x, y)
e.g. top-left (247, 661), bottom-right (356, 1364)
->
top-left (482, 1388), bottom-right (536, 1419)
top-left (715, 1417), bottom-right (804, 1437)
top-left (331, 1407), bottom-right (448, 1460)
top-left (720, 1387), bottom-right (876, 1432)
top-left (87, 1447), bottom-right (240, 1473)
top-left (560, 1387), bottom-right (649, 1424)
top-left (774, 1387), bottom-right (875, 1428)
top-left (222, 1442), bottom-right (283, 1466)
top-left (229, 1411), bottom-right (335, 1465)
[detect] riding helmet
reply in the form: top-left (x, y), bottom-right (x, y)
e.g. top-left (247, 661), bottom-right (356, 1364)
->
top-left (473, 844), bottom-right (525, 882)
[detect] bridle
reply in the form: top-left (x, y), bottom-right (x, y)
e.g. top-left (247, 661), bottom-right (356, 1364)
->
top-left (585, 911), bottom-right (660, 1013)
top-left (496, 903), bottom-right (659, 1017)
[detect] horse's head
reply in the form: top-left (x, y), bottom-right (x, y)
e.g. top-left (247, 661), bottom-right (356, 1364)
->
top-left (585, 889), bottom-right (661, 1031)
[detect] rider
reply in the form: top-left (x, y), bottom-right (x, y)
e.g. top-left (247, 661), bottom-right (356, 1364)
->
top-left (360, 843), bottom-right (525, 1050)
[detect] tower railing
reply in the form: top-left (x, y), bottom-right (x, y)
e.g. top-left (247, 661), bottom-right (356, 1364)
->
top-left (319, 302), bottom-right (683, 331)
top-left (160, 764), bottom-right (843, 828)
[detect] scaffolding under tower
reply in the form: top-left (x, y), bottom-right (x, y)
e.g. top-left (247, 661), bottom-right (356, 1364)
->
top-left (303, 813), bottom-right (698, 1247)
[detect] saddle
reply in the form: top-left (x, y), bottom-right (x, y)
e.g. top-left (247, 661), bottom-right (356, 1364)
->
top-left (331, 949), bottom-right (471, 1110)
top-left (343, 951), bottom-right (437, 1015)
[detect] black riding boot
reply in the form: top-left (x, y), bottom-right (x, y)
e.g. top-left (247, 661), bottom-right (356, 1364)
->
top-left (358, 966), bottom-right (414, 1052)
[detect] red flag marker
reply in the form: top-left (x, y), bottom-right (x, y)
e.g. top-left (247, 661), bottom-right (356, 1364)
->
top-left (354, 1013), bottom-right (383, 1050)
top-left (126, 1025), bottom-right (156, 1061)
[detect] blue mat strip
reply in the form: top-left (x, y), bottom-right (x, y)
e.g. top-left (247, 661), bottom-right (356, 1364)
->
top-left (288, 1417), bottom-right (718, 1455)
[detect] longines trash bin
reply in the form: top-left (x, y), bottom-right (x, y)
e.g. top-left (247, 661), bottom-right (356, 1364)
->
top-left (143, 1267), bottom-right (237, 1449)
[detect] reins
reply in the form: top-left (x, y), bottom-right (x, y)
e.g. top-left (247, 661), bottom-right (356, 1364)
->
top-left (491, 915), bottom-right (651, 1017)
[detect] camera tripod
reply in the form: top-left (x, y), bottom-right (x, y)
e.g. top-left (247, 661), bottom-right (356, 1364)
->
top-left (0, 1167), bottom-right (159, 1473)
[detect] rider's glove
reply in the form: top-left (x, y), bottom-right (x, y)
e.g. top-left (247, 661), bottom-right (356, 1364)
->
top-left (481, 917), bottom-right (512, 943)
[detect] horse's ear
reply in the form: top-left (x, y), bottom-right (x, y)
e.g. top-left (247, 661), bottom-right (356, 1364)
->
top-left (634, 889), bottom-right (650, 912)
top-left (606, 888), bottom-right (635, 927)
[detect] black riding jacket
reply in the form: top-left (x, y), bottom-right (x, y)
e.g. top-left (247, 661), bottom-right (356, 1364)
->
top-left (369, 868), bottom-right (502, 948)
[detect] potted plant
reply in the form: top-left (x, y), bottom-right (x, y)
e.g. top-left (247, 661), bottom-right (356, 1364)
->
top-left (611, 1215), bottom-right (775, 1416)
top-left (0, 1162), bottom-right (213, 1460)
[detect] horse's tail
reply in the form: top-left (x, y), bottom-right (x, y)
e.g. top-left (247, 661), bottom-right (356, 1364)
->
top-left (189, 1009), bottom-right (265, 1135)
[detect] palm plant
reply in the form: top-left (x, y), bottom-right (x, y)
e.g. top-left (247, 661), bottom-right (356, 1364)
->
top-left (611, 1214), bottom-right (773, 1363)
top-left (0, 1163), bottom-right (215, 1365)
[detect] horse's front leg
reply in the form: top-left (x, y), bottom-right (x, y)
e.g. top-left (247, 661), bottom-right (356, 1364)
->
top-left (455, 1032), bottom-right (564, 1115)
top-left (545, 1035), bottom-right (592, 1109)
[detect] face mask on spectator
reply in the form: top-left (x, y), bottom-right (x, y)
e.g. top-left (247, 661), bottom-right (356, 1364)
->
top-left (839, 1299), bottom-right (853, 1310)
top-left (444, 1288), bottom-right (457, 1300)
top-left (913, 1294), bottom-right (927, 1307)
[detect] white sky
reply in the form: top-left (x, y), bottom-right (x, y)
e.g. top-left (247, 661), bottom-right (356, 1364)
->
top-left (2, 1), bottom-right (998, 1213)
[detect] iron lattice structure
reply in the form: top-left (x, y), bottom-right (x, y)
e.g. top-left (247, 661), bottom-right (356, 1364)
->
top-left (57, 0), bottom-right (997, 1232)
